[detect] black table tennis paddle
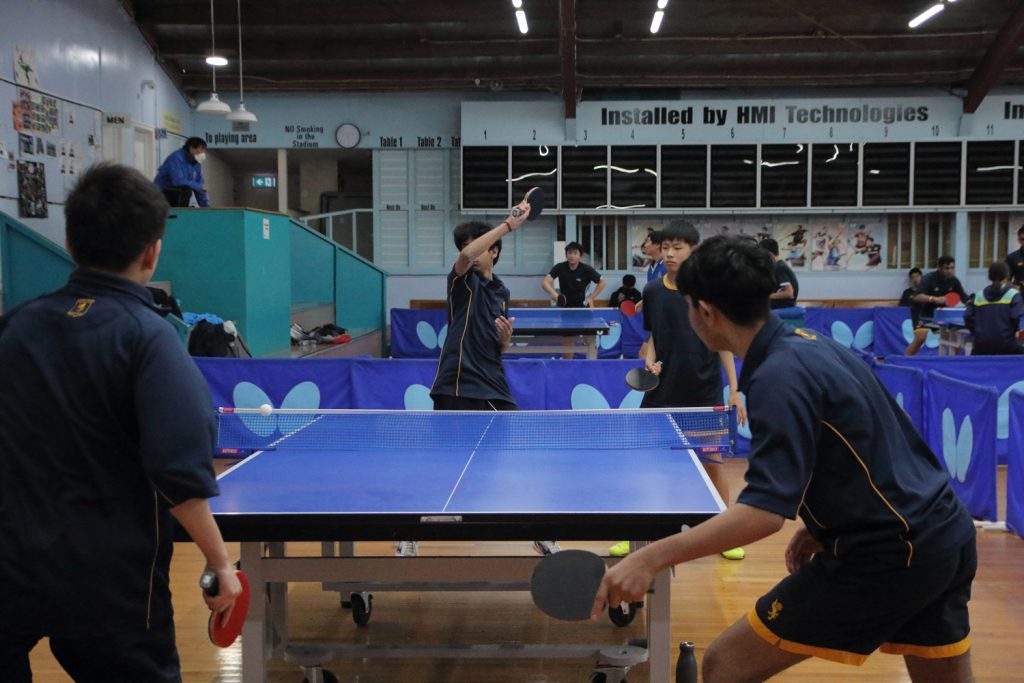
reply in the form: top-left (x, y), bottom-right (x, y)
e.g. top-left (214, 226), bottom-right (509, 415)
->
top-left (626, 365), bottom-right (660, 392)
top-left (530, 549), bottom-right (606, 621)
top-left (512, 186), bottom-right (545, 221)
top-left (556, 293), bottom-right (567, 307)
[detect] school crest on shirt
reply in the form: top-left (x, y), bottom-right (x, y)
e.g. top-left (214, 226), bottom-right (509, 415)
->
top-left (67, 298), bottom-right (95, 318)
top-left (794, 328), bottom-right (817, 341)
top-left (767, 599), bottom-right (784, 621)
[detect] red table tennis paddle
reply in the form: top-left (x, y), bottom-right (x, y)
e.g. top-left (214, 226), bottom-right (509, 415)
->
top-left (530, 549), bottom-right (606, 621)
top-left (626, 365), bottom-right (660, 392)
top-left (944, 292), bottom-right (961, 307)
top-left (201, 569), bottom-right (251, 648)
top-left (620, 300), bottom-right (637, 317)
top-left (512, 186), bottom-right (545, 221)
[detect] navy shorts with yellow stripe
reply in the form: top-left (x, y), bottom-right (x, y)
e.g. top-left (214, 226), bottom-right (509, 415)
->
top-left (748, 536), bottom-right (976, 665)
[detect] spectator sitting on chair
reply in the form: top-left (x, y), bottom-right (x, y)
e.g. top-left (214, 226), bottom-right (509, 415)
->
top-left (898, 268), bottom-right (923, 307)
top-left (964, 261), bottom-right (1024, 356)
top-left (1007, 224), bottom-right (1024, 292)
top-left (760, 239), bottom-right (799, 309)
top-left (609, 274), bottom-right (643, 309)
top-left (905, 256), bottom-right (968, 356)
top-left (542, 242), bottom-right (605, 307)
top-left (154, 137), bottom-right (210, 207)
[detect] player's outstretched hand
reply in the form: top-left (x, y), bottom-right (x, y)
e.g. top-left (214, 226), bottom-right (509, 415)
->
top-left (203, 564), bottom-right (243, 615)
top-left (590, 552), bottom-right (656, 620)
top-left (646, 359), bottom-right (662, 376)
top-left (784, 526), bottom-right (824, 574)
top-left (495, 315), bottom-right (515, 349)
top-left (728, 391), bottom-right (747, 428)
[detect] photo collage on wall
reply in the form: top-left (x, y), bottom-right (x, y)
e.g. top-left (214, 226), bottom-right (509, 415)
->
top-left (17, 160), bottom-right (48, 218)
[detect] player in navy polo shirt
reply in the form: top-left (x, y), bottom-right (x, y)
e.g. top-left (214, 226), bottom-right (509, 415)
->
top-left (593, 235), bottom-right (976, 683)
top-left (906, 255), bottom-right (968, 355)
top-left (0, 164), bottom-right (240, 682)
top-left (1007, 224), bottom-right (1024, 291)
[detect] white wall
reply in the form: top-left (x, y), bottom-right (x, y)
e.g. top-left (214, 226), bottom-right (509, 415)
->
top-left (0, 0), bottom-right (193, 243)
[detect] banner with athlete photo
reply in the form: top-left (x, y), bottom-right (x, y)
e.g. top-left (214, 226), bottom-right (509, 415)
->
top-left (809, 221), bottom-right (847, 271)
top-left (773, 223), bottom-right (809, 270)
top-left (845, 222), bottom-right (885, 271)
top-left (701, 220), bottom-right (770, 243)
top-left (629, 219), bottom-right (665, 273)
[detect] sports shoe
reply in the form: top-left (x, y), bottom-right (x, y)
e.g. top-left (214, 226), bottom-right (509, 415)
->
top-left (532, 540), bottom-right (561, 556)
top-left (608, 541), bottom-right (631, 557)
top-left (721, 547), bottom-right (745, 560)
top-left (395, 541), bottom-right (419, 557)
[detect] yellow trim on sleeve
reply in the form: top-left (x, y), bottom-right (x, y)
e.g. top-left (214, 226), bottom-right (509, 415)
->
top-left (879, 635), bottom-right (971, 659)
top-left (747, 609), bottom-right (870, 666)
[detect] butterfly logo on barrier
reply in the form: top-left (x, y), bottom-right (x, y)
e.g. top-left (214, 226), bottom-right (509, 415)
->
top-left (896, 392), bottom-right (905, 409)
top-left (415, 321), bottom-right (448, 350)
top-left (404, 384), bottom-right (434, 410)
top-left (829, 321), bottom-right (873, 350)
top-left (599, 324), bottom-right (622, 350)
top-left (941, 408), bottom-right (973, 483)
top-left (570, 384), bottom-right (643, 410)
top-left (723, 386), bottom-right (751, 440)
top-left (997, 381), bottom-right (1024, 440)
top-left (901, 319), bottom-right (940, 348)
top-left (232, 381), bottom-right (321, 436)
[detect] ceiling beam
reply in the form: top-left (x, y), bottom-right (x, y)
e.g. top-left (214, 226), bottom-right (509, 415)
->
top-left (134, 1), bottom-right (558, 26)
top-left (963, 1), bottom-right (1024, 113)
top-left (162, 38), bottom-right (559, 62)
top-left (181, 70), bottom-right (561, 93)
top-left (560, 0), bottom-right (578, 119)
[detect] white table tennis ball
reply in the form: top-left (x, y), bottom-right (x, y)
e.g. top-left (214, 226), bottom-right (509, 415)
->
top-left (258, 404), bottom-right (273, 417)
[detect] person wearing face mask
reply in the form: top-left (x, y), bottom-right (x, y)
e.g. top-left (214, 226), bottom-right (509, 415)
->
top-left (154, 137), bottom-right (210, 207)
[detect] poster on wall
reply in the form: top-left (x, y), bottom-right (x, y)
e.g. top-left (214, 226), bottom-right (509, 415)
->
top-left (13, 46), bottom-right (39, 88)
top-left (12, 88), bottom-right (60, 135)
top-left (810, 221), bottom-right (847, 271)
top-left (630, 219), bottom-right (666, 272)
top-left (18, 133), bottom-right (33, 156)
top-left (774, 223), bottom-right (809, 270)
top-left (845, 222), bottom-right (885, 271)
top-left (700, 220), bottom-right (770, 242)
top-left (17, 160), bottom-right (48, 218)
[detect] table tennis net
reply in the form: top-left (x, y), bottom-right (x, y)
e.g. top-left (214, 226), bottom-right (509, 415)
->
top-left (216, 407), bottom-right (736, 454)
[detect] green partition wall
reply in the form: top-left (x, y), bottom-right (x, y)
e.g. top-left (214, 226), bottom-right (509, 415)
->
top-left (0, 213), bottom-right (74, 313)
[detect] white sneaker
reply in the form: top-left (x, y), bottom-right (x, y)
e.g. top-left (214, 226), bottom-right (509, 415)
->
top-left (532, 540), bottom-right (561, 555)
top-left (395, 541), bottom-right (419, 557)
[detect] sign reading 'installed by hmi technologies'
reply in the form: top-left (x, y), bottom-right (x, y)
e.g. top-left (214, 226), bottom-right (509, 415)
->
top-left (462, 94), bottom-right (1024, 145)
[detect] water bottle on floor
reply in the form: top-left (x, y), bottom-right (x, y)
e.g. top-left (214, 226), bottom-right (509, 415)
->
top-left (676, 641), bottom-right (697, 683)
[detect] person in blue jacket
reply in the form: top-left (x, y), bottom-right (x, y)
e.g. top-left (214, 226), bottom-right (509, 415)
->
top-left (964, 261), bottom-right (1024, 355)
top-left (154, 137), bottom-right (210, 207)
top-left (0, 163), bottom-right (240, 681)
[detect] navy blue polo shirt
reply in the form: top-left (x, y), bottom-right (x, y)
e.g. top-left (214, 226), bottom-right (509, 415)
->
top-left (430, 268), bottom-right (515, 404)
top-left (913, 270), bottom-right (968, 323)
top-left (0, 269), bottom-right (218, 637)
top-left (1007, 248), bottom-right (1024, 286)
top-left (771, 260), bottom-right (799, 309)
top-left (737, 316), bottom-right (975, 567)
top-left (640, 275), bottom-right (722, 408)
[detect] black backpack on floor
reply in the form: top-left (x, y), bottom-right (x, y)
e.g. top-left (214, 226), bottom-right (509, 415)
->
top-left (188, 320), bottom-right (251, 358)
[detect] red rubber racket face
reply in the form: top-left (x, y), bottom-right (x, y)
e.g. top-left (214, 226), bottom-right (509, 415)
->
top-left (208, 571), bottom-right (250, 648)
top-left (620, 300), bottom-right (637, 317)
top-left (944, 292), bottom-right (961, 307)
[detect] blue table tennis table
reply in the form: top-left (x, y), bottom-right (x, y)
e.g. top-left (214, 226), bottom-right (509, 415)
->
top-left (210, 409), bottom-right (730, 683)
top-left (506, 307), bottom-right (613, 359)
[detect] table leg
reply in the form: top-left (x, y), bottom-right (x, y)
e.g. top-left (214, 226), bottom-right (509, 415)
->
top-left (586, 335), bottom-right (598, 360)
top-left (240, 542), bottom-right (267, 683)
top-left (648, 568), bottom-right (672, 683)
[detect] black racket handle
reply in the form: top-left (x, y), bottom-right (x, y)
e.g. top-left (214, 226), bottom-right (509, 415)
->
top-left (200, 569), bottom-right (219, 597)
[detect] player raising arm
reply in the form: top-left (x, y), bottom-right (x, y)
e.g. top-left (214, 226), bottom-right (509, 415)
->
top-left (593, 235), bottom-right (976, 683)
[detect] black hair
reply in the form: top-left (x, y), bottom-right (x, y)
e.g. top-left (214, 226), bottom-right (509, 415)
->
top-left (677, 235), bottom-right (775, 326)
top-left (659, 219), bottom-right (700, 246)
top-left (937, 255), bottom-right (955, 268)
top-left (989, 260), bottom-right (1010, 282)
top-left (65, 163), bottom-right (169, 271)
top-left (644, 230), bottom-right (662, 245)
top-left (453, 221), bottom-right (501, 265)
top-left (183, 137), bottom-right (207, 151)
top-left (1018, 224), bottom-right (1024, 236)
top-left (622, 274), bottom-right (636, 287)
top-left (760, 238), bottom-right (780, 256)
top-left (565, 241), bottom-right (584, 254)
top-left (908, 267), bottom-right (922, 276)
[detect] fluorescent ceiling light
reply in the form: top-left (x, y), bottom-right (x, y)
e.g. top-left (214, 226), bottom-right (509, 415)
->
top-left (512, 0), bottom-right (523, 7)
top-left (596, 204), bottom-right (648, 210)
top-left (196, 92), bottom-right (231, 114)
top-left (761, 160), bottom-right (800, 168)
top-left (975, 165), bottom-right (1020, 172)
top-left (909, 4), bottom-right (944, 29)
top-left (658, 0), bottom-right (669, 8)
top-left (650, 10), bottom-right (664, 33)
top-left (516, 10), bottom-right (528, 34)
top-left (508, 168), bottom-right (558, 182)
top-left (226, 102), bottom-right (258, 123)
top-left (826, 144), bottom-right (840, 163)
top-left (205, 55), bottom-right (228, 66)
top-left (869, 169), bottom-right (881, 175)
